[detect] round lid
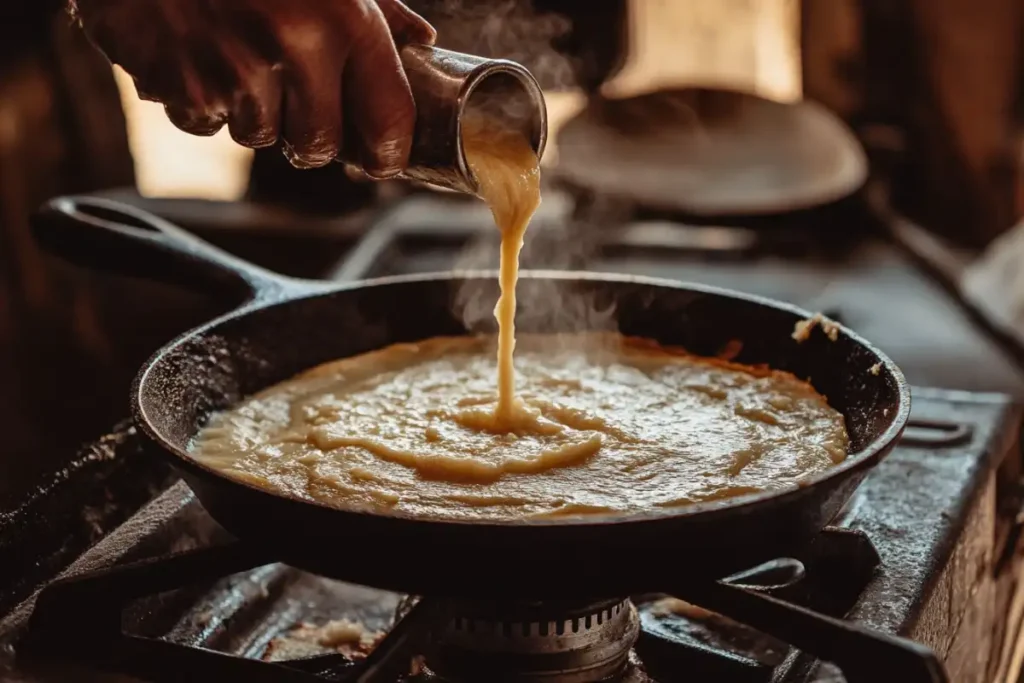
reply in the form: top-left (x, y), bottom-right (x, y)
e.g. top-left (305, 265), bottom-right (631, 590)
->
top-left (552, 88), bottom-right (868, 217)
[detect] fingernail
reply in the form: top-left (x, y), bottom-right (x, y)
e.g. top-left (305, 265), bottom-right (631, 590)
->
top-left (365, 138), bottom-right (406, 179)
top-left (164, 105), bottom-right (227, 137)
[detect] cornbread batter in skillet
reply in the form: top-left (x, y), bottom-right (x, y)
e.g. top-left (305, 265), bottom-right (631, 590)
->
top-left (189, 119), bottom-right (848, 521)
top-left (191, 333), bottom-right (848, 520)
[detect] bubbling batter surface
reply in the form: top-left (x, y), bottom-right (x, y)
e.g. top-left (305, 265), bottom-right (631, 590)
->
top-left (190, 333), bottom-right (849, 521)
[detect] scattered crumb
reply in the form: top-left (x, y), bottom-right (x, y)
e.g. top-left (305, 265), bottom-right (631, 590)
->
top-left (792, 313), bottom-right (840, 343)
top-left (883, 408), bottom-right (889, 417)
top-left (649, 597), bottom-right (714, 620)
top-left (410, 655), bottom-right (427, 676)
top-left (717, 339), bottom-right (743, 361)
top-left (869, 363), bottom-right (881, 376)
top-left (263, 636), bottom-right (328, 662)
top-left (263, 619), bottom-right (385, 662)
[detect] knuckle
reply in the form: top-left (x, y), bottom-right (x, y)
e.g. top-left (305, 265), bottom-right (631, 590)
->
top-left (348, 1), bottom-right (379, 33)
top-left (277, 18), bottom-right (335, 61)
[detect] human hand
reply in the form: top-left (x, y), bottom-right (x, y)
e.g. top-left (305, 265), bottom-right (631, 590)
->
top-left (72, 0), bottom-right (436, 176)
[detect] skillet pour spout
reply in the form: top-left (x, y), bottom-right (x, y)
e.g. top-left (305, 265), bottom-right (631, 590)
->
top-left (31, 196), bottom-right (938, 680)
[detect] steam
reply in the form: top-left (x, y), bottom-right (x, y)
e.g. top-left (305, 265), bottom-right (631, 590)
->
top-left (409, 0), bottom-right (578, 90)
top-left (411, 1), bottom-right (617, 340)
top-left (451, 216), bottom-right (618, 339)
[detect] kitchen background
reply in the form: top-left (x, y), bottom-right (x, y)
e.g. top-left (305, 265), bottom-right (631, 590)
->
top-left (0, 1), bottom-right (1023, 679)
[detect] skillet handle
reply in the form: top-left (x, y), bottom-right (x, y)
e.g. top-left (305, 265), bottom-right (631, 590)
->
top-left (672, 581), bottom-right (949, 682)
top-left (32, 195), bottom-right (308, 303)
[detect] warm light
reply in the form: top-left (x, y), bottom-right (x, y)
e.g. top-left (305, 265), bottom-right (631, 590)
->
top-left (112, 66), bottom-right (253, 200)
top-left (540, 90), bottom-right (587, 168)
top-left (603, 0), bottom-right (802, 102)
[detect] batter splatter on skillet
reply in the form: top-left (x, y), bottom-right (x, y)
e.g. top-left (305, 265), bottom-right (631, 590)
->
top-left (191, 121), bottom-right (849, 521)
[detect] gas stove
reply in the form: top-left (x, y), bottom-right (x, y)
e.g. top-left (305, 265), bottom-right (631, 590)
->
top-left (2, 187), bottom-right (1024, 682)
top-left (0, 389), bottom-right (1020, 683)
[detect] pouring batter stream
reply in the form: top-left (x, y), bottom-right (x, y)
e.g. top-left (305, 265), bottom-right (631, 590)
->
top-left (460, 117), bottom-right (541, 428)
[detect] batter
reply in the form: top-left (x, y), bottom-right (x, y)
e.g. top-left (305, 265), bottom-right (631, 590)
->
top-left (190, 333), bottom-right (849, 520)
top-left (460, 115), bottom-right (540, 427)
top-left (189, 120), bottom-right (849, 521)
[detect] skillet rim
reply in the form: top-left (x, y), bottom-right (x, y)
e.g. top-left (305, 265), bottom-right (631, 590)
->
top-left (132, 269), bottom-right (911, 529)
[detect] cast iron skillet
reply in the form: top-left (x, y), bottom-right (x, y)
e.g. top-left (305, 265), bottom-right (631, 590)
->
top-left (33, 196), bottom-right (944, 682)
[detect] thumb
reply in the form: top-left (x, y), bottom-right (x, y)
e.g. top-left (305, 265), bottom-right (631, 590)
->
top-left (376, 0), bottom-right (436, 46)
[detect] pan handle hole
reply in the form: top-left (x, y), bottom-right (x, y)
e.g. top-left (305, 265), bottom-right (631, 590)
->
top-left (900, 419), bottom-right (973, 447)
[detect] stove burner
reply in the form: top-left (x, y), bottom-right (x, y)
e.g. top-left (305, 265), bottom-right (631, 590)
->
top-left (394, 597), bottom-right (639, 683)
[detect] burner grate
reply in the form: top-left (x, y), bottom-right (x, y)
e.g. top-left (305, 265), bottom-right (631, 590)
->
top-left (15, 525), bottom-right (943, 683)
